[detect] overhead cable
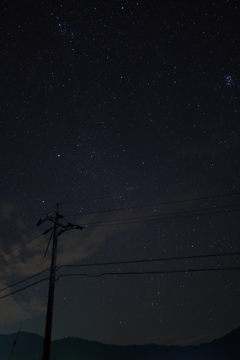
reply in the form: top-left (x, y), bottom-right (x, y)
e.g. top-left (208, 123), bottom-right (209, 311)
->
top-left (0, 238), bottom-right (47, 266)
top-left (0, 205), bottom-right (57, 246)
top-left (58, 251), bottom-right (240, 270)
top-left (7, 240), bottom-right (51, 360)
top-left (57, 267), bottom-right (240, 278)
top-left (2, 250), bottom-right (239, 294)
top-left (0, 268), bottom-right (50, 293)
top-left (64, 191), bottom-right (240, 217)
top-left (1, 267), bottom-right (239, 302)
top-left (80, 203), bottom-right (240, 226)
top-left (83, 207), bottom-right (240, 228)
top-left (0, 278), bottom-right (48, 301)
top-left (0, 226), bottom-right (37, 249)
top-left (1, 233), bottom-right (48, 259)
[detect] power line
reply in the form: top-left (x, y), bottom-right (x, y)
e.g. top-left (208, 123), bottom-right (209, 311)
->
top-left (56, 267), bottom-right (240, 279)
top-left (7, 241), bottom-right (50, 360)
top-left (57, 251), bottom-right (240, 270)
top-left (80, 203), bottom-right (240, 227)
top-left (64, 191), bottom-right (240, 218)
top-left (0, 278), bottom-right (48, 301)
top-left (0, 205), bottom-right (56, 244)
top-left (1, 191), bottom-right (239, 250)
top-left (0, 237), bottom-right (47, 266)
top-left (0, 268), bottom-right (50, 293)
top-left (0, 266), bottom-right (239, 302)
top-left (1, 208), bottom-right (239, 267)
top-left (1, 192), bottom-right (239, 250)
top-left (2, 250), bottom-right (239, 294)
top-left (1, 233), bottom-right (49, 259)
top-left (0, 226), bottom-right (37, 249)
top-left (1, 226), bottom-right (54, 266)
top-left (83, 207), bottom-right (240, 228)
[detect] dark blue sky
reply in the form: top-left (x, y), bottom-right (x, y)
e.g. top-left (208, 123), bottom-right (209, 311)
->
top-left (0, 0), bottom-right (240, 347)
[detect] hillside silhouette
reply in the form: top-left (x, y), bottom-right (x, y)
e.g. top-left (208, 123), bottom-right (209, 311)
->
top-left (0, 327), bottom-right (239, 359)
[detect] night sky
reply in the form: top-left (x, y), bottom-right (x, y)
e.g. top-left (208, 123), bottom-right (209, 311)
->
top-left (1, 0), bottom-right (240, 348)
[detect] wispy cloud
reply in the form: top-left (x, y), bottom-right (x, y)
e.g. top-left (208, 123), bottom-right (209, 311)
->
top-left (0, 200), bottom-right (16, 221)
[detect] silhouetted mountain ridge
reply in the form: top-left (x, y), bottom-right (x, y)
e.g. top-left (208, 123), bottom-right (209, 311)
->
top-left (0, 327), bottom-right (239, 359)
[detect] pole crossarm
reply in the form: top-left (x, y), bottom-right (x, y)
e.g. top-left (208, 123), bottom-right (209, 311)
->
top-left (58, 223), bottom-right (84, 235)
top-left (37, 214), bottom-right (83, 236)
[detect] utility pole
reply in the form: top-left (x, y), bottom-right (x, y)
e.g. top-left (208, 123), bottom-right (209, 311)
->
top-left (42, 203), bottom-right (60, 360)
top-left (37, 203), bottom-right (84, 360)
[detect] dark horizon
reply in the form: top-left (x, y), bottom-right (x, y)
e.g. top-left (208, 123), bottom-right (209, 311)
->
top-left (2, 325), bottom-right (240, 345)
top-left (1, 327), bottom-right (240, 360)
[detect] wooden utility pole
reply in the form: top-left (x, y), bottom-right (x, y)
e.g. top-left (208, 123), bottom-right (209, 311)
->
top-left (36, 203), bottom-right (84, 360)
top-left (42, 203), bottom-right (60, 360)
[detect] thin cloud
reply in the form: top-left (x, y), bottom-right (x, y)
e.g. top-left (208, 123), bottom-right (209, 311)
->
top-left (0, 200), bottom-right (16, 221)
